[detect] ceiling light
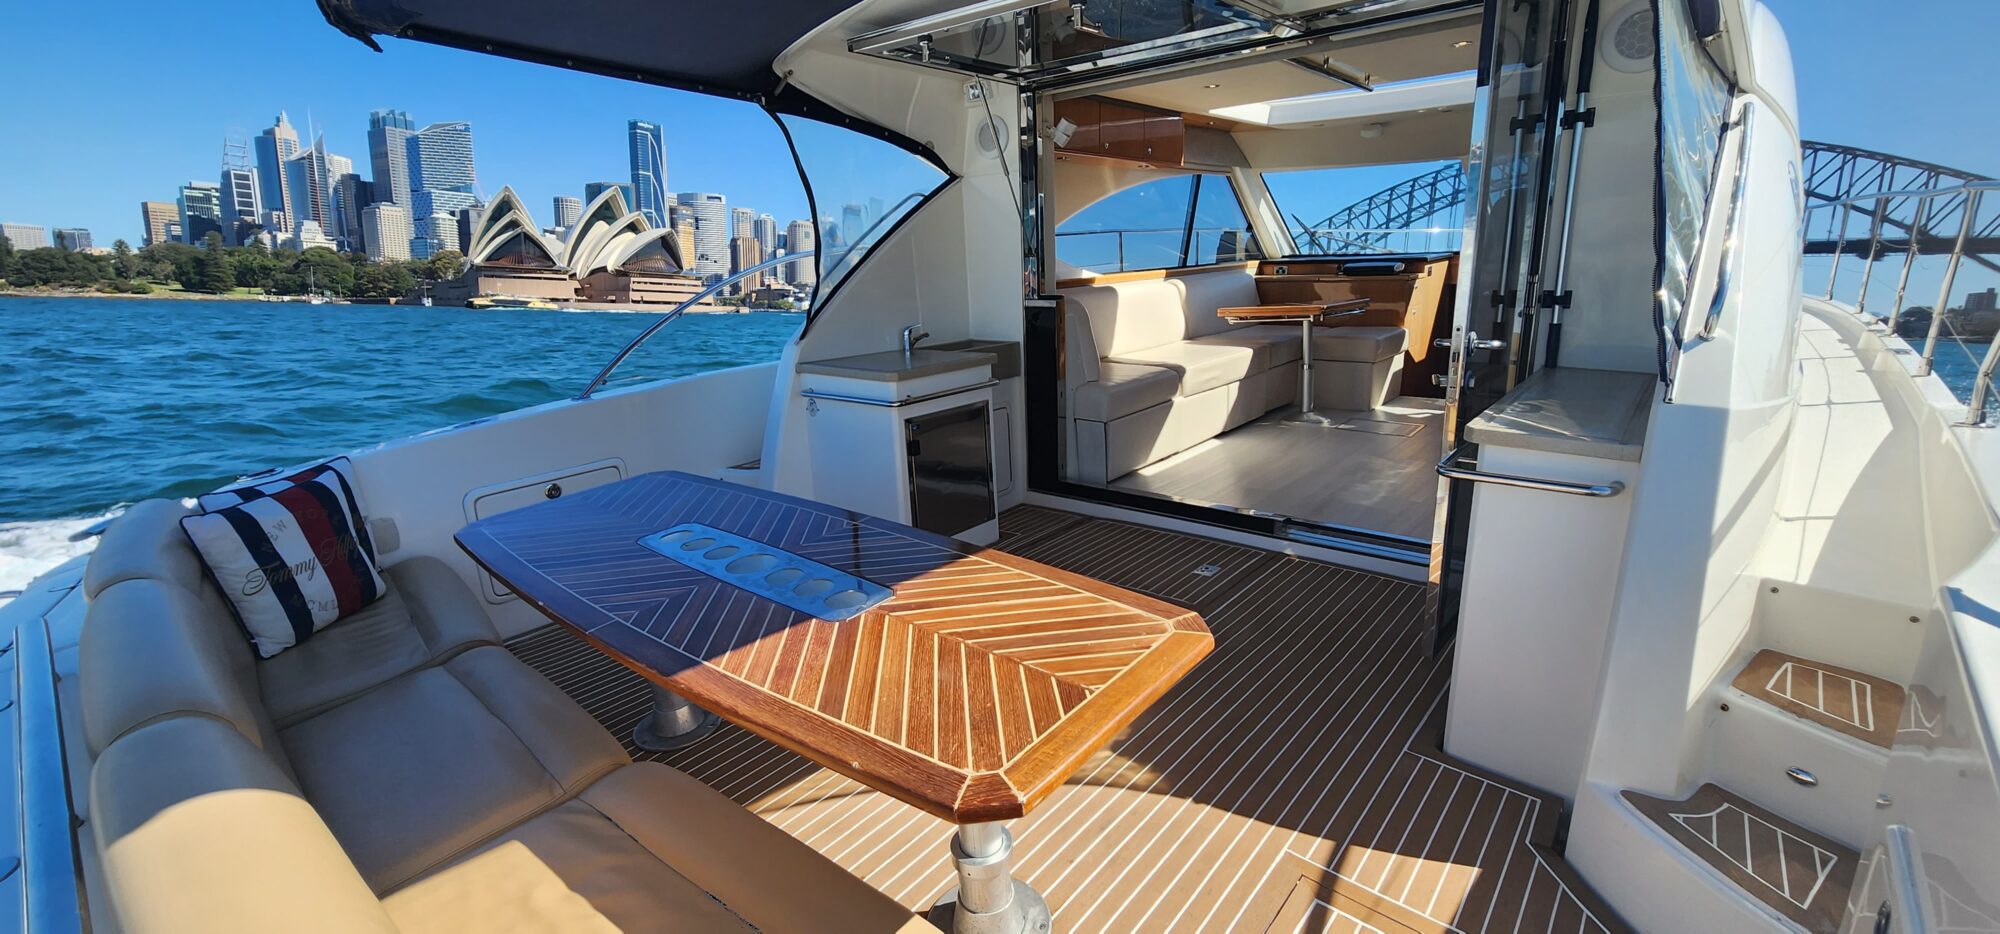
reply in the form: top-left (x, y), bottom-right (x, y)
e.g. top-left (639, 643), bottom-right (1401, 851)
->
top-left (1453, 40), bottom-right (1471, 48)
top-left (1203, 83), bottom-right (1221, 89)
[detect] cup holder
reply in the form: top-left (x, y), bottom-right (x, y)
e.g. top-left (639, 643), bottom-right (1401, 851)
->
top-left (823, 589), bottom-right (867, 610)
top-left (793, 578), bottom-right (835, 599)
top-left (704, 544), bottom-right (740, 560)
top-left (764, 567), bottom-right (805, 587)
top-left (727, 554), bottom-right (779, 575)
top-left (681, 537), bottom-right (717, 552)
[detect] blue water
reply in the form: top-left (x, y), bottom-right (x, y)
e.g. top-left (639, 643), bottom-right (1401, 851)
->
top-left (0, 297), bottom-right (803, 524)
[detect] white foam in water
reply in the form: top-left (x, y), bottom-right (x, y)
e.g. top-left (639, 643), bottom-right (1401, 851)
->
top-left (0, 508), bottom-right (123, 593)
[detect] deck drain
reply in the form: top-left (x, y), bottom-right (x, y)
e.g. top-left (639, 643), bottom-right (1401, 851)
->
top-left (638, 523), bottom-right (892, 621)
top-left (1192, 564), bottom-right (1224, 577)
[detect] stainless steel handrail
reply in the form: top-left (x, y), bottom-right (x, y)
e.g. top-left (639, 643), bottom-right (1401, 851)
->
top-left (1699, 100), bottom-right (1756, 340)
top-left (1436, 444), bottom-right (1626, 497)
top-left (799, 378), bottom-right (1000, 408)
top-left (18, 616), bottom-right (84, 933)
top-left (575, 251), bottom-right (812, 400)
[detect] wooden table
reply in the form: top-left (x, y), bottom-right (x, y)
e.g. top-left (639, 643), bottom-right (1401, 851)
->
top-left (456, 471), bottom-right (1212, 933)
top-left (1219, 298), bottom-right (1369, 425)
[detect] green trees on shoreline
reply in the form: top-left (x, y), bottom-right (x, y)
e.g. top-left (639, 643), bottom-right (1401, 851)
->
top-left (0, 233), bottom-right (462, 300)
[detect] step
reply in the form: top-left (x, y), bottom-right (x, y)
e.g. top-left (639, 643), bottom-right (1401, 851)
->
top-left (1730, 649), bottom-right (1905, 749)
top-left (1622, 784), bottom-right (1859, 933)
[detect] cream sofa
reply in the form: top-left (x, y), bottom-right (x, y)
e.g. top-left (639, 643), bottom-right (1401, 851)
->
top-left (1060, 266), bottom-right (1408, 484)
top-left (79, 501), bottom-right (934, 934)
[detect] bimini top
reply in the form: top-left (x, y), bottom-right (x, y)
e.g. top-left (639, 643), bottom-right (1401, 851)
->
top-left (314, 0), bottom-right (861, 99)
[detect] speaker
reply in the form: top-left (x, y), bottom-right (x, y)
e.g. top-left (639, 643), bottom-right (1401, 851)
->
top-left (1600, 2), bottom-right (1656, 74)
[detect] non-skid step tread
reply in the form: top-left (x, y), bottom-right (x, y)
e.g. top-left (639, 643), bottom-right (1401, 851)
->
top-left (1623, 783), bottom-right (1858, 933)
top-left (1731, 649), bottom-right (1904, 748)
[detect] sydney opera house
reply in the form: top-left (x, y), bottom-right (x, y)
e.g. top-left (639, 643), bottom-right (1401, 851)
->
top-left (432, 185), bottom-right (710, 308)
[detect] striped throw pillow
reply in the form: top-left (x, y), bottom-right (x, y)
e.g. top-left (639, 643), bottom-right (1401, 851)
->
top-left (182, 460), bottom-right (386, 658)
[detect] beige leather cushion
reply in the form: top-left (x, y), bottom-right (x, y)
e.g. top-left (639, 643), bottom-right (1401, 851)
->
top-left (91, 717), bottom-right (398, 934)
top-left (260, 556), bottom-right (499, 726)
top-left (281, 646), bottom-right (628, 892)
top-left (1073, 361), bottom-right (1179, 422)
top-left (1173, 269), bottom-right (1261, 338)
top-left (1062, 278), bottom-right (1187, 357)
top-left (81, 499), bottom-right (204, 599)
top-left (384, 839), bottom-right (626, 933)
top-left (1313, 325), bottom-right (1409, 363)
top-left (1108, 340), bottom-right (1262, 398)
top-left (80, 578), bottom-right (288, 767)
top-left (1216, 323), bottom-right (1307, 365)
top-left (578, 763), bottom-right (939, 933)
top-left (390, 788), bottom-right (758, 932)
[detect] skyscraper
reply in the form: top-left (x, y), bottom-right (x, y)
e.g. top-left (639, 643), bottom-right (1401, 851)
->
top-left (730, 236), bottom-right (764, 293)
top-left (784, 219), bottom-right (816, 287)
top-left (584, 181), bottom-right (634, 208)
top-left (731, 207), bottom-right (757, 240)
top-left (627, 120), bottom-right (667, 228)
top-left (52, 228), bottom-right (93, 251)
top-left (178, 182), bottom-right (224, 244)
top-left (413, 189), bottom-right (477, 223)
top-left (282, 137), bottom-right (355, 238)
top-left (407, 121), bottom-right (477, 195)
top-left (253, 113), bottom-right (300, 231)
top-left (219, 166), bottom-right (261, 246)
top-left (362, 204), bottom-right (412, 263)
top-left (140, 202), bottom-right (177, 248)
top-left (754, 214), bottom-right (778, 256)
top-left (675, 192), bottom-right (729, 278)
top-left (411, 213), bottom-right (460, 260)
top-left (334, 175), bottom-right (374, 253)
top-left (552, 196), bottom-right (582, 230)
top-left (2, 223), bottom-right (50, 251)
top-left (367, 109), bottom-right (416, 208)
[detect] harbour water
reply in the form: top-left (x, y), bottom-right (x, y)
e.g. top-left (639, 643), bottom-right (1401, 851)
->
top-left (0, 296), bottom-right (804, 588)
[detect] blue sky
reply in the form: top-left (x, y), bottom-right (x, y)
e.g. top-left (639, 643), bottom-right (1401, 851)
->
top-left (2, 0), bottom-right (1996, 246)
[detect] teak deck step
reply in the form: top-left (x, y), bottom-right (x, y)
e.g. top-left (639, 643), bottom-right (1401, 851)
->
top-left (1623, 784), bottom-right (1858, 933)
top-left (1731, 649), bottom-right (1905, 748)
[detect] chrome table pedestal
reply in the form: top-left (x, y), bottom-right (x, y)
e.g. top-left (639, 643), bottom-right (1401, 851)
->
top-left (1216, 299), bottom-right (1370, 428)
top-left (632, 683), bottom-right (721, 751)
top-left (928, 823), bottom-right (1051, 934)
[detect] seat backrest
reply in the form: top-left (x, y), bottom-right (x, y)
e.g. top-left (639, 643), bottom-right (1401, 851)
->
top-left (81, 500), bottom-right (206, 601)
top-left (1059, 278), bottom-right (1188, 358)
top-left (1172, 268), bottom-right (1262, 338)
top-left (91, 716), bottom-right (397, 934)
top-left (80, 577), bottom-right (289, 771)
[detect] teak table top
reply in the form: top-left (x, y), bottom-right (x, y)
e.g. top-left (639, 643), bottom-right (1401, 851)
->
top-left (455, 471), bottom-right (1213, 823)
top-left (1217, 298), bottom-right (1371, 321)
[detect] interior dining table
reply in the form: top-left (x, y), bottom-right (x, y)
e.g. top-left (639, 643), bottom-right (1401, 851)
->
top-left (455, 470), bottom-right (1214, 934)
top-left (1218, 297), bottom-right (1371, 425)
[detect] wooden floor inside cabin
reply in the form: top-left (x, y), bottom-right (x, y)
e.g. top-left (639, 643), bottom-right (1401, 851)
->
top-left (1107, 398), bottom-right (1446, 542)
top-left (510, 505), bottom-right (1627, 933)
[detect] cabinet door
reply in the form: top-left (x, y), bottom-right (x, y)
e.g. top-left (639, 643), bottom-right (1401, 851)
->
top-left (1100, 102), bottom-right (1149, 160)
top-left (1142, 111), bottom-right (1185, 166)
top-left (991, 404), bottom-right (1014, 497)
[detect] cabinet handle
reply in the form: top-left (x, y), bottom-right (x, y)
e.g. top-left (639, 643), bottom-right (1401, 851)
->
top-left (544, 482), bottom-right (563, 500)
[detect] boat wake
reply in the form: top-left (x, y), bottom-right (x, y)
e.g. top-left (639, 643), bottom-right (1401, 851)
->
top-left (0, 509), bottom-right (122, 592)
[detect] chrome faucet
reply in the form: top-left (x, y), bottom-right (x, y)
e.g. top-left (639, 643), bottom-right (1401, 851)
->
top-left (901, 323), bottom-right (930, 362)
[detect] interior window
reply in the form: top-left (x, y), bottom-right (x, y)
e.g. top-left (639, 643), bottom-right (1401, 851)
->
top-left (1264, 159), bottom-right (1465, 256)
top-left (1056, 173), bottom-right (1260, 274)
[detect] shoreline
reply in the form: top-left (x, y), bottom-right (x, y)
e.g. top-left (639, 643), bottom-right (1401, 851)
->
top-left (0, 290), bottom-right (805, 314)
top-left (0, 287), bottom-right (269, 301)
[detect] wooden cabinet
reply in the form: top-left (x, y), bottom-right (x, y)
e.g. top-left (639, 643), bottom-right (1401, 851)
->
top-left (1054, 96), bottom-right (1184, 167)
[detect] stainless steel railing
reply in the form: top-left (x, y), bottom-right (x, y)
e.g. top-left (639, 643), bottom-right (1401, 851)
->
top-left (1700, 100), bottom-right (1756, 341)
top-left (1806, 180), bottom-right (2000, 426)
top-left (575, 251), bottom-right (812, 400)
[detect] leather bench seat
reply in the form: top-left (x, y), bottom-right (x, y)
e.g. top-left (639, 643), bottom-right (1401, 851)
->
top-left (1107, 339), bottom-right (1263, 397)
top-left (77, 501), bottom-right (937, 933)
top-left (1313, 325), bottom-right (1409, 363)
top-left (79, 499), bottom-right (499, 725)
top-left (1073, 361), bottom-right (1180, 421)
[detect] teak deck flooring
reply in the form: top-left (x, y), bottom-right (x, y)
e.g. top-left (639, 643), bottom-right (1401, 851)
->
top-left (510, 506), bottom-right (1626, 932)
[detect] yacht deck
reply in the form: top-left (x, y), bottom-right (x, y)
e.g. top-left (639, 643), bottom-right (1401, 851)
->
top-left (510, 505), bottom-right (1626, 932)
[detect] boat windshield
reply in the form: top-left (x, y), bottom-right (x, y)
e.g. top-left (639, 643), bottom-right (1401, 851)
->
top-left (778, 116), bottom-right (950, 314)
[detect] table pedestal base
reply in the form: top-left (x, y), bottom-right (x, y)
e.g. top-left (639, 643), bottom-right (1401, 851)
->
top-left (927, 824), bottom-right (1051, 934)
top-left (632, 683), bottom-right (720, 752)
